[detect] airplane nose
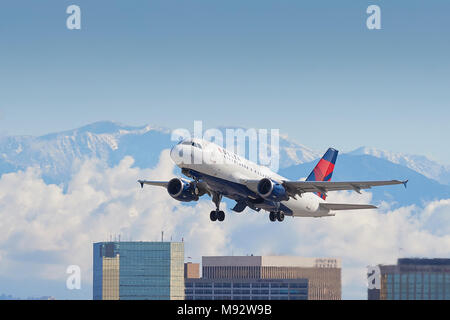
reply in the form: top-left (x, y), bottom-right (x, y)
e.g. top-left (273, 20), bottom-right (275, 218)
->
top-left (170, 145), bottom-right (183, 165)
top-left (170, 145), bottom-right (176, 161)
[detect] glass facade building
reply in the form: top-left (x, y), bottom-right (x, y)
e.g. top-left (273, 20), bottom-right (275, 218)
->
top-left (368, 258), bottom-right (450, 300)
top-left (185, 278), bottom-right (308, 300)
top-left (93, 241), bottom-right (184, 300)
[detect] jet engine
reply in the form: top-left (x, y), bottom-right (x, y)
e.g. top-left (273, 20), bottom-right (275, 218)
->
top-left (257, 178), bottom-right (289, 202)
top-left (167, 178), bottom-right (199, 202)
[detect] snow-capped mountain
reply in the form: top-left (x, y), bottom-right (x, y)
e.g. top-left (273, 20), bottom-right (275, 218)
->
top-left (279, 153), bottom-right (450, 208)
top-left (348, 146), bottom-right (450, 185)
top-left (277, 134), bottom-right (320, 168)
top-left (0, 121), bottom-right (319, 185)
top-left (0, 122), bottom-right (171, 184)
top-left (0, 121), bottom-right (449, 195)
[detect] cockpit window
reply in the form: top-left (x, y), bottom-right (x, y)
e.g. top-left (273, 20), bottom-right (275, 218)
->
top-left (179, 140), bottom-right (192, 145)
top-left (178, 140), bottom-right (203, 149)
top-left (177, 140), bottom-right (202, 149)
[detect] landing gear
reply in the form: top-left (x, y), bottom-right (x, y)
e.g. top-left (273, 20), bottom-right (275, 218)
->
top-left (269, 211), bottom-right (284, 222)
top-left (277, 212), bottom-right (285, 222)
top-left (210, 210), bottom-right (225, 222)
top-left (269, 212), bottom-right (276, 222)
top-left (210, 192), bottom-right (225, 222)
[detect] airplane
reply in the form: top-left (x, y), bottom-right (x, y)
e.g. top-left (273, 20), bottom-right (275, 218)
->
top-left (138, 138), bottom-right (407, 222)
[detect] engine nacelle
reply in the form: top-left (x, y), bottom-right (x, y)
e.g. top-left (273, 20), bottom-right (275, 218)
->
top-left (167, 178), bottom-right (199, 202)
top-left (257, 178), bottom-right (288, 202)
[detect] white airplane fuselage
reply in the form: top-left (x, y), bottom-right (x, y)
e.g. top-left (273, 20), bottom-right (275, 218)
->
top-left (170, 138), bottom-right (332, 217)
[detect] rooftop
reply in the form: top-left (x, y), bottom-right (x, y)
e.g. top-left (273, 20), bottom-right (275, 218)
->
top-left (202, 256), bottom-right (341, 268)
top-left (398, 258), bottom-right (450, 266)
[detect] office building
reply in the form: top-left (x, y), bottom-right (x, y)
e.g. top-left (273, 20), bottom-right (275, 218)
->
top-left (186, 256), bottom-right (341, 300)
top-left (185, 262), bottom-right (200, 279)
top-left (93, 241), bottom-right (184, 300)
top-left (186, 278), bottom-right (308, 300)
top-left (368, 258), bottom-right (450, 300)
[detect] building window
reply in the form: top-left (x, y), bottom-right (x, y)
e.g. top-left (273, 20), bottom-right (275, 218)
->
top-left (445, 274), bottom-right (450, 300)
top-left (423, 273), bottom-right (430, 299)
top-left (430, 273), bottom-right (437, 300)
top-left (393, 274), bottom-right (400, 300)
top-left (415, 273), bottom-right (422, 300)
top-left (437, 273), bottom-right (444, 300)
top-left (387, 274), bottom-right (393, 300)
top-left (400, 274), bottom-right (408, 300)
top-left (408, 273), bottom-right (415, 300)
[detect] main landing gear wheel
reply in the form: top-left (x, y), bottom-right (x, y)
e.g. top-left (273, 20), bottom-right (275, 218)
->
top-left (269, 212), bottom-right (284, 222)
top-left (210, 211), bottom-right (218, 221)
top-left (217, 210), bottom-right (225, 222)
top-left (277, 212), bottom-right (285, 222)
top-left (269, 212), bottom-right (276, 222)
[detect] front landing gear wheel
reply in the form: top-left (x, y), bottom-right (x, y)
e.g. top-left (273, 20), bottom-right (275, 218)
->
top-left (210, 210), bottom-right (225, 222)
top-left (210, 192), bottom-right (224, 222)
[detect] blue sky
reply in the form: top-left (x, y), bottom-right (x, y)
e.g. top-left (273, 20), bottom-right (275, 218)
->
top-left (0, 0), bottom-right (449, 165)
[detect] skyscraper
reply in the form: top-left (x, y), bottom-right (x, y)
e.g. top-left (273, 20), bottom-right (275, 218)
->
top-left (368, 258), bottom-right (450, 300)
top-left (93, 241), bottom-right (184, 300)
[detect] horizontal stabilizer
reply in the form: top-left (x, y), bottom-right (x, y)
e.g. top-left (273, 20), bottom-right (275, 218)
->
top-left (319, 203), bottom-right (377, 211)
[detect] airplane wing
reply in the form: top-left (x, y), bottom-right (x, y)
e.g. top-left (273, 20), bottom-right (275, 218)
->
top-left (138, 179), bottom-right (210, 197)
top-left (283, 179), bottom-right (408, 198)
top-left (138, 180), bottom-right (169, 188)
top-left (319, 203), bottom-right (377, 210)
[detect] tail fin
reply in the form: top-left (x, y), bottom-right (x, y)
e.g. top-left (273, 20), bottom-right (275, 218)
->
top-left (306, 148), bottom-right (338, 200)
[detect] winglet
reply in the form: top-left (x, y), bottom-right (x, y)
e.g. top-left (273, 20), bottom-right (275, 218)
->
top-left (138, 180), bottom-right (144, 188)
top-left (402, 180), bottom-right (408, 189)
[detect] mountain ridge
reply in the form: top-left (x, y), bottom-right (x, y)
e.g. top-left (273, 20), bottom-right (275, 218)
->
top-left (348, 146), bottom-right (450, 185)
top-left (279, 154), bottom-right (450, 208)
top-left (0, 121), bottom-right (449, 204)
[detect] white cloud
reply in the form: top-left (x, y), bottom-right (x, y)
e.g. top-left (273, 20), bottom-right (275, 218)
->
top-left (285, 191), bottom-right (450, 299)
top-left (0, 151), bottom-right (449, 299)
top-left (0, 150), bottom-right (228, 296)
